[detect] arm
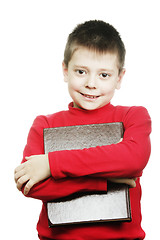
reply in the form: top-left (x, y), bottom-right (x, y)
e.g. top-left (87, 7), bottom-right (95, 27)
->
top-left (21, 175), bottom-right (106, 202)
top-left (14, 116), bottom-right (107, 201)
top-left (48, 107), bottom-right (151, 179)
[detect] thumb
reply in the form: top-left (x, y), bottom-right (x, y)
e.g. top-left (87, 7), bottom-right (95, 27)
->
top-left (127, 179), bottom-right (136, 188)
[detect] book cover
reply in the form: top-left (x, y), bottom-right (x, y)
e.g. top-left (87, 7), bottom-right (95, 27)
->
top-left (43, 122), bottom-right (131, 226)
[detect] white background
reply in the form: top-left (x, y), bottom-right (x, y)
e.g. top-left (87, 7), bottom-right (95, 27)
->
top-left (0, 0), bottom-right (159, 239)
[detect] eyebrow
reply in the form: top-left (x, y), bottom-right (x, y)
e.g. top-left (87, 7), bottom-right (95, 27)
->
top-left (99, 68), bottom-right (115, 73)
top-left (73, 65), bottom-right (88, 69)
top-left (73, 65), bottom-right (114, 73)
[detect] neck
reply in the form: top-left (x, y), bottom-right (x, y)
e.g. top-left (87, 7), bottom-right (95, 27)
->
top-left (69, 102), bottom-right (113, 116)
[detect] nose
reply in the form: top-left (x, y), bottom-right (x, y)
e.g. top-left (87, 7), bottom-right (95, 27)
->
top-left (85, 75), bottom-right (97, 89)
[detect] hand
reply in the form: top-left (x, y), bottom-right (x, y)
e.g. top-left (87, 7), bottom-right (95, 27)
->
top-left (107, 177), bottom-right (137, 188)
top-left (14, 154), bottom-right (51, 195)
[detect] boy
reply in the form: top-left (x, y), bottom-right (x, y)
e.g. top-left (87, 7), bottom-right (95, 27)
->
top-left (14, 20), bottom-right (151, 239)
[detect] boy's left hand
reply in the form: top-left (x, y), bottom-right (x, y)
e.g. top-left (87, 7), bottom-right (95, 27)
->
top-left (14, 154), bottom-right (51, 195)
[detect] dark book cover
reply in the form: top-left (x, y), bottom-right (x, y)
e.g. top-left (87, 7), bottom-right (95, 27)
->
top-left (43, 122), bottom-right (131, 226)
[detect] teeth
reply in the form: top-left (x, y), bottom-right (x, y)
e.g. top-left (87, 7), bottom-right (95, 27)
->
top-left (82, 93), bottom-right (98, 99)
top-left (85, 95), bottom-right (95, 98)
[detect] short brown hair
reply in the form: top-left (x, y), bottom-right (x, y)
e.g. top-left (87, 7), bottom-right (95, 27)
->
top-left (64, 20), bottom-right (126, 71)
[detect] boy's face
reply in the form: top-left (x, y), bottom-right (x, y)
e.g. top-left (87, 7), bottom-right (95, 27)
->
top-left (63, 47), bottom-right (125, 110)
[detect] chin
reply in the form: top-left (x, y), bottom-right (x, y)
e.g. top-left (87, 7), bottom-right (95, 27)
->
top-left (79, 103), bottom-right (101, 111)
top-left (74, 100), bottom-right (108, 110)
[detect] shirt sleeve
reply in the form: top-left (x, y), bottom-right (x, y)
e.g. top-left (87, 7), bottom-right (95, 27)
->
top-left (22, 176), bottom-right (107, 202)
top-left (48, 106), bottom-right (151, 179)
top-left (21, 115), bottom-right (107, 201)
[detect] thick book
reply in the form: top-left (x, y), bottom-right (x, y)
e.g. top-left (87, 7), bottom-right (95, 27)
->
top-left (43, 122), bottom-right (131, 226)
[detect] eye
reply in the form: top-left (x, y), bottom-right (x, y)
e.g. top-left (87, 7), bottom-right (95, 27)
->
top-left (76, 69), bottom-right (86, 75)
top-left (100, 73), bottom-right (110, 79)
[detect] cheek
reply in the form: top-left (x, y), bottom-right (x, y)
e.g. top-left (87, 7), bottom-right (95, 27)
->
top-left (68, 81), bottom-right (79, 91)
top-left (68, 76), bottom-right (82, 91)
top-left (101, 82), bottom-right (116, 95)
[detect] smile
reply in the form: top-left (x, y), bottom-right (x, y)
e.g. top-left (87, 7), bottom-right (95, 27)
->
top-left (80, 92), bottom-right (100, 99)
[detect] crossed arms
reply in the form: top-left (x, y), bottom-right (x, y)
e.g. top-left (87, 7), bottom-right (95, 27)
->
top-left (14, 107), bottom-right (151, 201)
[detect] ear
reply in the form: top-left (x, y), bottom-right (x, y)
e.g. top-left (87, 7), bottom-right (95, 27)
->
top-left (62, 62), bottom-right (68, 83)
top-left (116, 68), bottom-right (126, 90)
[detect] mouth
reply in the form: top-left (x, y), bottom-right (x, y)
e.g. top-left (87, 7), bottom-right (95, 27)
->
top-left (80, 92), bottom-right (100, 99)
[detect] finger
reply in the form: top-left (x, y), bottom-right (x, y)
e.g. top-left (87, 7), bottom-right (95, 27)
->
top-left (23, 179), bottom-right (35, 195)
top-left (25, 155), bottom-right (39, 160)
top-left (14, 169), bottom-right (25, 183)
top-left (107, 178), bottom-right (136, 188)
top-left (107, 178), bottom-right (120, 183)
top-left (16, 175), bottom-right (30, 191)
top-left (14, 164), bottom-right (24, 174)
top-left (126, 179), bottom-right (136, 188)
top-left (131, 179), bottom-right (136, 188)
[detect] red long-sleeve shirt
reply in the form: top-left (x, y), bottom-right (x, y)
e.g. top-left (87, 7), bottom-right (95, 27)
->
top-left (22, 102), bottom-right (151, 240)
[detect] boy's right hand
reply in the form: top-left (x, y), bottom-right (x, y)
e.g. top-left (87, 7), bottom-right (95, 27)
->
top-left (107, 177), bottom-right (137, 188)
top-left (14, 154), bottom-right (51, 195)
